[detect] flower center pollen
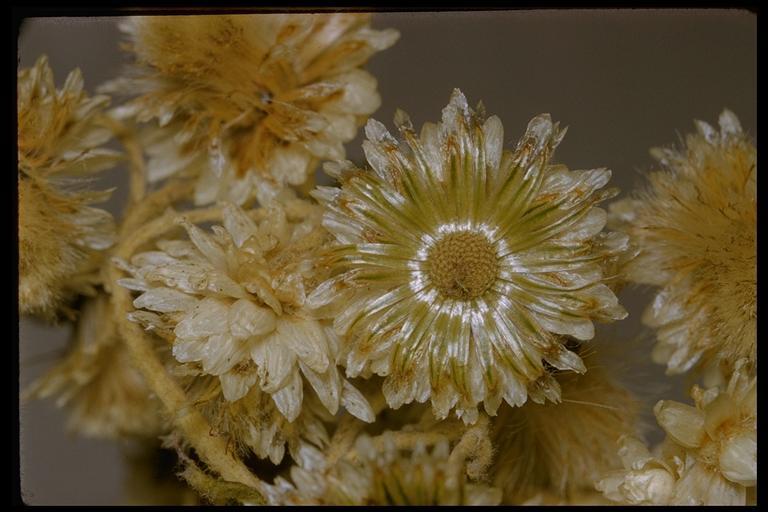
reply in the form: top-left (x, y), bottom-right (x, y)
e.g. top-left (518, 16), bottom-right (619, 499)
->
top-left (426, 231), bottom-right (499, 300)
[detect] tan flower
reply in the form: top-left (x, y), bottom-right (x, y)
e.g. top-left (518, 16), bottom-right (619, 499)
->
top-left (491, 340), bottom-right (640, 502)
top-left (26, 295), bottom-right (164, 438)
top-left (597, 361), bottom-right (756, 506)
top-left (609, 110), bottom-right (756, 374)
top-left (118, 198), bottom-right (373, 432)
top-left (110, 14), bottom-right (398, 205)
top-left (18, 55), bottom-right (120, 317)
top-left (311, 89), bottom-right (628, 423)
top-left (269, 434), bottom-right (502, 505)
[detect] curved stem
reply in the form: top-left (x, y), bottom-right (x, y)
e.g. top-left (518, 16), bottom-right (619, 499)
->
top-left (108, 205), bottom-right (265, 497)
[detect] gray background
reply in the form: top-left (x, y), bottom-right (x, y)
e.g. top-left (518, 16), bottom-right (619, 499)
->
top-left (18, 10), bottom-right (757, 505)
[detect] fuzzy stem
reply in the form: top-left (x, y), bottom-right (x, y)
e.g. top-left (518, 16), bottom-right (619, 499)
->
top-left (99, 115), bottom-right (146, 204)
top-left (108, 205), bottom-right (265, 498)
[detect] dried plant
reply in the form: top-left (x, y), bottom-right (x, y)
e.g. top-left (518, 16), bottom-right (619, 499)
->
top-left (18, 13), bottom-right (755, 506)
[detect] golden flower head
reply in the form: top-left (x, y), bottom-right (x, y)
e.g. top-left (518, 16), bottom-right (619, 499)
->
top-left (491, 339), bottom-right (640, 503)
top-left (26, 295), bottom-right (165, 438)
top-left (311, 89), bottom-right (628, 422)
top-left (111, 14), bottom-right (399, 205)
top-left (597, 361), bottom-right (756, 506)
top-left (269, 433), bottom-right (502, 505)
top-left (118, 198), bottom-right (373, 428)
top-left (18, 55), bottom-right (120, 317)
top-left (609, 110), bottom-right (756, 374)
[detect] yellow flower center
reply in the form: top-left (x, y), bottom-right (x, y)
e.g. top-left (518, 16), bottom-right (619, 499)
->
top-left (426, 231), bottom-right (499, 300)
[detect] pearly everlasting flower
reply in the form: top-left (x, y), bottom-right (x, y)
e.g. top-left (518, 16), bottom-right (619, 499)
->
top-left (118, 199), bottom-right (373, 429)
top-left (26, 295), bottom-right (164, 438)
top-left (492, 341), bottom-right (639, 502)
top-left (598, 362), bottom-right (756, 506)
top-left (18, 55), bottom-right (120, 317)
top-left (109, 14), bottom-right (398, 205)
top-left (268, 434), bottom-right (502, 505)
top-left (312, 89), bottom-right (628, 422)
top-left (609, 110), bottom-right (756, 374)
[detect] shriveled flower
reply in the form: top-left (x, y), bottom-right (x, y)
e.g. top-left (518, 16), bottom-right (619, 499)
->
top-left (182, 375), bottom-right (336, 465)
top-left (491, 340), bottom-right (640, 503)
top-left (118, 198), bottom-right (373, 431)
top-left (609, 110), bottom-right (756, 374)
top-left (18, 55), bottom-right (120, 317)
top-left (598, 362), bottom-right (756, 506)
top-left (311, 89), bottom-right (628, 422)
top-left (268, 434), bottom-right (502, 505)
top-left (110, 14), bottom-right (399, 205)
top-left (26, 295), bottom-right (164, 438)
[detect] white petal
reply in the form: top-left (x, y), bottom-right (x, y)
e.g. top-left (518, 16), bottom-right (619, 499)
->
top-left (719, 430), bottom-right (756, 486)
top-left (299, 361), bottom-right (340, 415)
top-left (251, 335), bottom-right (296, 393)
top-left (482, 115), bottom-right (503, 171)
top-left (133, 288), bottom-right (197, 313)
top-left (340, 379), bottom-right (374, 423)
top-left (219, 370), bottom-right (258, 402)
top-left (174, 298), bottom-right (229, 339)
top-left (271, 370), bottom-right (303, 422)
top-left (654, 400), bottom-right (705, 448)
top-left (275, 318), bottom-right (330, 373)
top-left (222, 203), bottom-right (258, 248)
top-left (229, 299), bottom-right (276, 339)
top-left (200, 334), bottom-right (248, 376)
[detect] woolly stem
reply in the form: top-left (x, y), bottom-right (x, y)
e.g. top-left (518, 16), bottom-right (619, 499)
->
top-left (108, 204), bottom-right (266, 499)
top-left (99, 115), bottom-right (146, 204)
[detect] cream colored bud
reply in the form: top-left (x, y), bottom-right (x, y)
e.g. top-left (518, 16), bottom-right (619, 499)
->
top-left (654, 400), bottom-right (705, 448)
top-left (620, 468), bottom-right (676, 504)
top-left (719, 431), bottom-right (756, 486)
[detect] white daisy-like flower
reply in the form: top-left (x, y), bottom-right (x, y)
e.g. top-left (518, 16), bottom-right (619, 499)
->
top-left (109, 14), bottom-right (398, 205)
top-left (310, 89), bottom-right (628, 422)
top-left (118, 198), bottom-right (373, 424)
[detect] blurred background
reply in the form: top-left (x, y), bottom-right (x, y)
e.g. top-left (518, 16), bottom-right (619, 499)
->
top-left (18, 9), bottom-right (756, 505)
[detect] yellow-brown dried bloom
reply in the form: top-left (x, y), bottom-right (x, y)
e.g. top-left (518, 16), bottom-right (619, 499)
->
top-left (609, 110), bottom-right (756, 374)
top-left (18, 55), bottom-right (120, 317)
top-left (491, 341), bottom-right (640, 503)
top-left (27, 295), bottom-right (165, 438)
top-left (268, 434), bottom-right (502, 505)
top-left (597, 361), bottom-right (756, 506)
top-left (112, 14), bottom-right (398, 205)
top-left (311, 89), bottom-right (628, 423)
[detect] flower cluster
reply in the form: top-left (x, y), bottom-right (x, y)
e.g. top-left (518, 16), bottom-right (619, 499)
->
top-left (19, 13), bottom-right (755, 507)
top-left (597, 362), bottom-right (756, 506)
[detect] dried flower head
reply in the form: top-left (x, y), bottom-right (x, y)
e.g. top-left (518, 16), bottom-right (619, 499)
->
top-left (18, 55), bottom-right (120, 317)
top-left (183, 375), bottom-right (335, 464)
top-left (597, 361), bottom-right (756, 506)
top-left (491, 341), bottom-right (640, 502)
top-left (119, 199), bottom-right (373, 427)
top-left (26, 295), bottom-right (164, 438)
top-left (112, 14), bottom-right (398, 205)
top-left (609, 110), bottom-right (756, 374)
top-left (269, 434), bottom-right (502, 505)
top-left (312, 89), bottom-right (628, 422)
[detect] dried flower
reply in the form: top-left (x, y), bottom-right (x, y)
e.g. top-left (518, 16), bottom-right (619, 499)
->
top-left (269, 434), bottom-right (502, 505)
top-left (18, 55), bottom-right (120, 317)
top-left (111, 14), bottom-right (398, 205)
top-left (26, 295), bottom-right (164, 438)
top-left (597, 361), bottom-right (756, 505)
top-left (609, 110), bottom-right (756, 374)
top-left (491, 341), bottom-right (640, 502)
top-left (118, 199), bottom-right (373, 425)
top-left (312, 89), bottom-right (628, 422)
